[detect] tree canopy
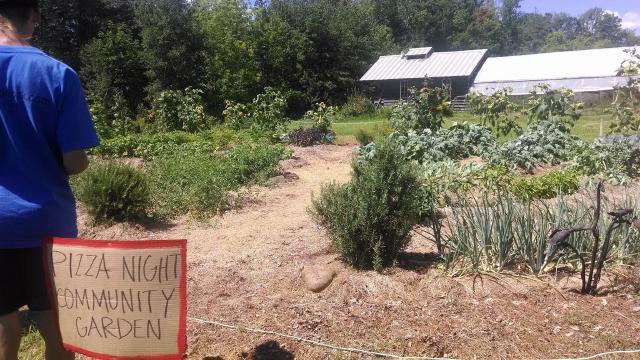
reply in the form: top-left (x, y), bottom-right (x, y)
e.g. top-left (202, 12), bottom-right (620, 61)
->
top-left (31, 0), bottom-right (640, 116)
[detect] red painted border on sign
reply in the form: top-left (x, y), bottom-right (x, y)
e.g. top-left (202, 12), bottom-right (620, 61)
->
top-left (42, 237), bottom-right (188, 360)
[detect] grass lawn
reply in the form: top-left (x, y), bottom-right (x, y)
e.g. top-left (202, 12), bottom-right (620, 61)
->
top-left (300, 107), bottom-right (615, 144)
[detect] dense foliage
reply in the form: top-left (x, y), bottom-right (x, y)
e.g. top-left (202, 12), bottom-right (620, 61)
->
top-left (312, 141), bottom-right (421, 271)
top-left (509, 170), bottom-right (581, 200)
top-left (91, 129), bottom-right (254, 159)
top-left (389, 87), bottom-right (452, 133)
top-left (223, 88), bottom-right (289, 133)
top-left (441, 192), bottom-right (639, 274)
top-left (389, 123), bottom-right (496, 164)
top-left (75, 162), bottom-right (150, 223)
top-left (487, 120), bottom-right (579, 171)
top-left (484, 85), bottom-right (583, 172)
top-left (149, 87), bottom-right (211, 132)
top-left (468, 88), bottom-right (521, 137)
top-left (609, 48), bottom-right (640, 134)
top-left (148, 144), bottom-right (289, 219)
top-left (32, 0), bottom-right (640, 129)
top-left (570, 135), bottom-right (640, 184)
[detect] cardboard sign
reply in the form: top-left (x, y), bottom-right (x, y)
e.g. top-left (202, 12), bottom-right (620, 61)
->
top-left (43, 238), bottom-right (187, 360)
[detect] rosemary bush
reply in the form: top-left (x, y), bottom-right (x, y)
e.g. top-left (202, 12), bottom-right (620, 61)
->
top-left (75, 162), bottom-right (150, 223)
top-left (312, 141), bottom-right (421, 271)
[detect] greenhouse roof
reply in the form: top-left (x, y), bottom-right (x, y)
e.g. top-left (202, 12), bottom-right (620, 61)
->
top-left (472, 46), bottom-right (639, 95)
top-left (360, 49), bottom-right (488, 81)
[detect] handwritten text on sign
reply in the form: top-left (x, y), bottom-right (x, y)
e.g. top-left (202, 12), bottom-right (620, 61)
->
top-left (45, 238), bottom-right (186, 360)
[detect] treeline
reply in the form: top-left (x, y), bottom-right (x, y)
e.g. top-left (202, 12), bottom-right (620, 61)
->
top-left (32, 0), bottom-right (639, 118)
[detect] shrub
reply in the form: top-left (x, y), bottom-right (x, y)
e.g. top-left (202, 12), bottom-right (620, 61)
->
top-left (364, 123), bottom-right (496, 165)
top-left (390, 87), bottom-right (451, 132)
top-left (341, 94), bottom-right (375, 116)
top-left (286, 127), bottom-right (335, 147)
top-left (468, 88), bottom-right (521, 137)
top-left (526, 84), bottom-right (582, 126)
top-left (147, 144), bottom-right (288, 219)
top-left (509, 170), bottom-right (581, 200)
top-left (312, 141), bottom-right (420, 271)
top-left (149, 87), bottom-right (211, 132)
top-left (75, 162), bottom-right (150, 223)
top-left (303, 102), bottom-right (337, 132)
top-left (91, 128), bottom-right (254, 159)
top-left (570, 135), bottom-right (640, 183)
top-left (609, 49), bottom-right (640, 134)
top-left (355, 129), bottom-right (374, 146)
top-left (486, 120), bottom-right (579, 171)
top-left (223, 88), bottom-right (289, 133)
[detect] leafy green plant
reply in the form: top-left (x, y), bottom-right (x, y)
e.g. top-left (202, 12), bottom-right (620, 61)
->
top-left (390, 87), bottom-right (452, 132)
top-left (149, 87), bottom-right (210, 132)
top-left (223, 88), bottom-right (289, 133)
top-left (355, 129), bottom-right (374, 146)
top-left (468, 88), bottom-right (521, 137)
top-left (75, 162), bottom-right (150, 223)
top-left (363, 123), bottom-right (496, 165)
top-left (526, 84), bottom-right (583, 126)
top-left (569, 135), bottom-right (640, 184)
top-left (509, 170), bottom-right (581, 200)
top-left (89, 90), bottom-right (138, 139)
top-left (312, 141), bottom-right (421, 271)
top-left (609, 48), bottom-right (640, 134)
top-left (303, 102), bottom-right (337, 132)
top-left (486, 119), bottom-right (579, 171)
top-left (92, 129), bottom-right (254, 159)
top-left (147, 144), bottom-right (288, 219)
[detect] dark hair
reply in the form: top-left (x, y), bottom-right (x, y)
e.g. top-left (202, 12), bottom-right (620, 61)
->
top-left (0, 0), bottom-right (39, 23)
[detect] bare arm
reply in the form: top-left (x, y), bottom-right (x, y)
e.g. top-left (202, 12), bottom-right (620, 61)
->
top-left (62, 150), bottom-right (89, 175)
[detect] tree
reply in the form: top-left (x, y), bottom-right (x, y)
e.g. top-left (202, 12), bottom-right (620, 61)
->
top-left (517, 13), bottom-right (552, 53)
top-left (450, 5), bottom-right (504, 54)
top-left (33, 0), bottom-right (80, 67)
top-left (193, 0), bottom-right (260, 112)
top-left (80, 24), bottom-right (147, 115)
top-left (579, 8), bottom-right (623, 42)
top-left (252, 8), bottom-right (311, 115)
top-left (134, 0), bottom-right (206, 95)
top-left (550, 12), bottom-right (580, 38)
top-left (499, 0), bottom-right (521, 54)
top-left (270, 0), bottom-right (394, 105)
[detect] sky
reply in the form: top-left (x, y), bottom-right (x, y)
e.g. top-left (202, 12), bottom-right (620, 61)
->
top-left (519, 0), bottom-right (640, 34)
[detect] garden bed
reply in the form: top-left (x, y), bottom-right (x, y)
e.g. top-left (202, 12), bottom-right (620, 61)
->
top-left (52, 145), bottom-right (640, 359)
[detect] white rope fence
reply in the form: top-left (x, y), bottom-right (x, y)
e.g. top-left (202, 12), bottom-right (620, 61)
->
top-left (188, 317), bottom-right (640, 360)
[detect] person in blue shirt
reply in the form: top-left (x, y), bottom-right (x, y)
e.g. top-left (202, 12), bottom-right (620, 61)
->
top-left (0, 0), bottom-right (99, 359)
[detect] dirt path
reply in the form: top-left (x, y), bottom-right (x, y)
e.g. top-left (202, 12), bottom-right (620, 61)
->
top-left (79, 145), bottom-right (640, 360)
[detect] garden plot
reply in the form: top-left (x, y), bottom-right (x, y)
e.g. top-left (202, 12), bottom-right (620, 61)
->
top-left (70, 145), bottom-right (640, 359)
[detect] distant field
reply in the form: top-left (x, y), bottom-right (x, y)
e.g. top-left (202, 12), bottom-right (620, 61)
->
top-left (290, 107), bottom-right (615, 144)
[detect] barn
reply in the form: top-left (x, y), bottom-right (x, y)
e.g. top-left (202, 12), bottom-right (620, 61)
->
top-left (360, 47), bottom-right (488, 101)
top-left (471, 46), bottom-right (639, 102)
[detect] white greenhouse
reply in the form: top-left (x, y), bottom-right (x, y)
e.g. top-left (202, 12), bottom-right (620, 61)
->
top-left (471, 46), bottom-right (639, 101)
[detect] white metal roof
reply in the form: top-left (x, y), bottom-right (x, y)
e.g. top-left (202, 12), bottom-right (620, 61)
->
top-left (472, 46), bottom-right (639, 94)
top-left (360, 49), bottom-right (488, 81)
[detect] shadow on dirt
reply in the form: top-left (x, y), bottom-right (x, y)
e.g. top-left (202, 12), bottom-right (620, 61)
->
top-left (240, 341), bottom-right (295, 360)
top-left (397, 252), bottom-right (441, 273)
top-left (137, 215), bottom-right (177, 231)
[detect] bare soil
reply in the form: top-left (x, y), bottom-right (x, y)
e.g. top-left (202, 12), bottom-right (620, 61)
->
top-left (78, 144), bottom-right (640, 360)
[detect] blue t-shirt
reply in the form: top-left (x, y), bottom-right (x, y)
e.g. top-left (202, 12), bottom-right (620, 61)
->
top-left (0, 46), bottom-right (99, 249)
